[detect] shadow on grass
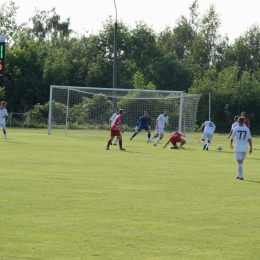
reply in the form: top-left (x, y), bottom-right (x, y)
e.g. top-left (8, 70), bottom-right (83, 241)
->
top-left (205, 150), bottom-right (233, 154)
top-left (5, 141), bottom-right (29, 144)
top-left (244, 179), bottom-right (260, 184)
top-left (246, 157), bottom-right (260, 161)
top-left (123, 150), bottom-right (150, 154)
top-left (105, 149), bottom-right (150, 154)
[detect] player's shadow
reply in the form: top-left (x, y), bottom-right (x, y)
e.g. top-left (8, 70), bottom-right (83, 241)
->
top-left (246, 158), bottom-right (260, 161)
top-left (244, 180), bottom-right (260, 184)
top-left (179, 148), bottom-right (196, 151)
top-left (119, 150), bottom-right (150, 154)
top-left (5, 141), bottom-right (29, 144)
top-left (208, 150), bottom-right (233, 154)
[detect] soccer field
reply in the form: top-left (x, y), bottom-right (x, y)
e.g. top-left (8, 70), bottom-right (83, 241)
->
top-left (1, 128), bottom-right (260, 259)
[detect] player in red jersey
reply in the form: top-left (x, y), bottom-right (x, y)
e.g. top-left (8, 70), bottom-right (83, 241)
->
top-left (106, 109), bottom-right (125, 150)
top-left (241, 111), bottom-right (250, 128)
top-left (162, 131), bottom-right (186, 149)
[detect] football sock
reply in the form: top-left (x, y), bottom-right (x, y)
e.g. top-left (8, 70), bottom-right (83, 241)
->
top-left (154, 138), bottom-right (161, 145)
top-left (238, 164), bottom-right (243, 178)
top-left (114, 138), bottom-right (119, 144)
top-left (201, 141), bottom-right (205, 146)
top-left (149, 135), bottom-right (155, 141)
top-left (148, 132), bottom-right (151, 138)
top-left (207, 143), bottom-right (210, 148)
top-left (107, 140), bottom-right (112, 147)
top-left (131, 132), bottom-right (137, 139)
top-left (4, 134), bottom-right (6, 141)
top-left (119, 140), bottom-right (122, 148)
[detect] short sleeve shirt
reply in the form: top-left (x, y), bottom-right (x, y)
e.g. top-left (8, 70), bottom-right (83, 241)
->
top-left (170, 131), bottom-right (182, 139)
top-left (203, 121), bottom-right (216, 135)
top-left (111, 115), bottom-right (123, 130)
top-left (231, 125), bottom-right (251, 152)
top-left (0, 108), bottom-right (8, 124)
top-left (109, 113), bottom-right (118, 122)
top-left (231, 122), bottom-right (239, 130)
top-left (157, 114), bottom-right (169, 129)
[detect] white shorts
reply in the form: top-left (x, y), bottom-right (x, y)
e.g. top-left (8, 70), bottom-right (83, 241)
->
top-left (155, 127), bottom-right (164, 135)
top-left (202, 133), bottom-right (213, 141)
top-left (234, 152), bottom-right (247, 160)
top-left (0, 123), bottom-right (6, 130)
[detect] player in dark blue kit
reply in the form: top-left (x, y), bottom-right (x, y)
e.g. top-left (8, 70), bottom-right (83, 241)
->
top-left (130, 111), bottom-right (151, 141)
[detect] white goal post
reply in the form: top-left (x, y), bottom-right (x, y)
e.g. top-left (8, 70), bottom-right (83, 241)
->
top-left (48, 86), bottom-right (201, 140)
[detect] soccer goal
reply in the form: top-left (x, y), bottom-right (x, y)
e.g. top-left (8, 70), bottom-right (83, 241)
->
top-left (6, 112), bottom-right (30, 128)
top-left (48, 86), bottom-right (201, 140)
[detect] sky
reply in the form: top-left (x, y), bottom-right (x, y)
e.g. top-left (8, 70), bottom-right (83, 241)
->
top-left (10, 0), bottom-right (260, 43)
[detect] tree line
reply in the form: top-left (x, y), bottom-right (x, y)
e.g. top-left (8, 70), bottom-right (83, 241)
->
top-left (1, 0), bottom-right (260, 132)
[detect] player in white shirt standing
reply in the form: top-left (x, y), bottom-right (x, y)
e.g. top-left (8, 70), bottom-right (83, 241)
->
top-left (147, 110), bottom-right (170, 146)
top-left (230, 117), bottom-right (252, 180)
top-left (0, 101), bottom-right (8, 141)
top-left (227, 115), bottom-right (239, 139)
top-left (198, 118), bottom-right (216, 150)
top-left (109, 108), bottom-right (120, 145)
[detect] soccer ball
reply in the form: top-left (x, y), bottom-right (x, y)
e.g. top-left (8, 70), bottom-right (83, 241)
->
top-left (217, 145), bottom-right (222, 150)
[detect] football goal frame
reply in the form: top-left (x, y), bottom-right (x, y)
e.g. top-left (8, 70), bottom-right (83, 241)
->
top-left (6, 112), bottom-right (30, 128)
top-left (48, 85), bottom-right (201, 137)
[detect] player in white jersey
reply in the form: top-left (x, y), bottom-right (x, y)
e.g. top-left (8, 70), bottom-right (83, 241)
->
top-left (230, 117), bottom-right (252, 180)
top-left (109, 108), bottom-right (120, 145)
top-left (227, 116), bottom-right (239, 139)
top-left (147, 110), bottom-right (170, 146)
top-left (0, 101), bottom-right (8, 141)
top-left (198, 118), bottom-right (216, 150)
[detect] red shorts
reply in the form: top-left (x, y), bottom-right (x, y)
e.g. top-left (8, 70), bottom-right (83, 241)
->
top-left (170, 137), bottom-right (182, 145)
top-left (111, 129), bottom-right (121, 137)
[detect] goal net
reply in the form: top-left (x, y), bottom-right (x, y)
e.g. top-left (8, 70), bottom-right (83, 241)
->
top-left (48, 86), bottom-right (201, 141)
top-left (6, 112), bottom-right (30, 128)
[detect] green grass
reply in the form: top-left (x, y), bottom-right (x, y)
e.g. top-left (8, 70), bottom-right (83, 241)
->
top-left (1, 128), bottom-right (260, 259)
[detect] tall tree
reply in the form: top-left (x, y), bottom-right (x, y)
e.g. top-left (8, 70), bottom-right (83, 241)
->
top-left (129, 21), bottom-right (159, 80)
top-left (227, 24), bottom-right (260, 72)
top-left (190, 4), bottom-right (228, 71)
top-left (28, 8), bottom-right (72, 41)
top-left (0, 1), bottom-right (19, 42)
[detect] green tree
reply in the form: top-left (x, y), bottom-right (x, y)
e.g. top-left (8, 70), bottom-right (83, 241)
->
top-left (190, 4), bottom-right (228, 72)
top-left (129, 22), bottom-right (159, 81)
top-left (0, 87), bottom-right (5, 100)
top-left (0, 1), bottom-right (19, 42)
top-left (4, 38), bottom-right (47, 111)
top-left (133, 71), bottom-right (145, 89)
top-left (226, 24), bottom-right (260, 71)
top-left (28, 8), bottom-right (72, 41)
top-left (133, 71), bottom-right (156, 90)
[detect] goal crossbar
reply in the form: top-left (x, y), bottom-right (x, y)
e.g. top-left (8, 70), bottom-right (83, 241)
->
top-left (50, 85), bottom-right (183, 94)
